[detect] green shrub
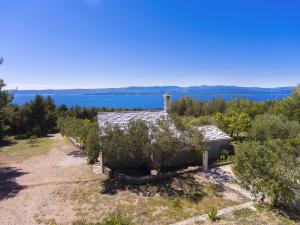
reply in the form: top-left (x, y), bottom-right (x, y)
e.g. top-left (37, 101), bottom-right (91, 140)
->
top-left (188, 187), bottom-right (204, 202)
top-left (233, 140), bottom-right (300, 207)
top-left (219, 149), bottom-right (230, 161)
top-left (58, 116), bottom-right (93, 147)
top-left (27, 135), bottom-right (38, 146)
top-left (150, 118), bottom-right (205, 169)
top-left (216, 111), bottom-right (250, 138)
top-left (208, 208), bottom-right (219, 221)
top-left (99, 118), bottom-right (206, 170)
top-left (249, 114), bottom-right (300, 141)
top-left (284, 84), bottom-right (300, 122)
top-left (181, 115), bottom-right (216, 128)
top-left (150, 118), bottom-right (184, 169)
top-left (87, 123), bottom-right (101, 163)
top-left (8, 95), bottom-right (56, 137)
top-left (170, 114), bottom-right (216, 131)
top-left (100, 120), bottom-right (151, 169)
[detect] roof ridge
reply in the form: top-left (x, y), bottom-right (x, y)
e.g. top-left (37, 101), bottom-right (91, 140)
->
top-left (98, 110), bottom-right (165, 114)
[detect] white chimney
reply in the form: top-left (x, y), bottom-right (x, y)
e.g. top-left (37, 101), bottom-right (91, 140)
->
top-left (163, 93), bottom-right (172, 113)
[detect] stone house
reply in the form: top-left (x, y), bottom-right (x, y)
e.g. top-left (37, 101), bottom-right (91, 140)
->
top-left (97, 94), bottom-right (231, 172)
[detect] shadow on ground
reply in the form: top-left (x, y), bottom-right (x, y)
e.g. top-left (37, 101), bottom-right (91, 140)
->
top-left (67, 149), bottom-right (86, 158)
top-left (0, 165), bottom-right (28, 200)
top-left (204, 167), bottom-right (233, 183)
top-left (101, 174), bottom-right (208, 202)
top-left (0, 139), bottom-right (17, 148)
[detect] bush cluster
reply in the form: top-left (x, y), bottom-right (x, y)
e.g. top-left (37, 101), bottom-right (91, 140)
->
top-left (57, 116), bottom-right (93, 148)
top-left (8, 95), bottom-right (56, 137)
top-left (232, 88), bottom-right (300, 208)
top-left (233, 139), bottom-right (300, 207)
top-left (92, 118), bottom-right (206, 170)
top-left (249, 114), bottom-right (300, 141)
top-left (58, 116), bottom-right (206, 169)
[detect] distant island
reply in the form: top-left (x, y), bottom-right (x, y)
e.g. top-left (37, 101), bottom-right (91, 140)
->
top-left (11, 85), bottom-right (294, 108)
top-left (11, 85), bottom-right (294, 95)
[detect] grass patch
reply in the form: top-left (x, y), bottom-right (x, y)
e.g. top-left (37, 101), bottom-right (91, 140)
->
top-left (73, 210), bottom-right (132, 225)
top-left (0, 136), bottom-right (53, 163)
top-left (233, 208), bottom-right (255, 218)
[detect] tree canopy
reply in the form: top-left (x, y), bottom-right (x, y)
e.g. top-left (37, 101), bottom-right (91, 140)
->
top-left (216, 111), bottom-right (250, 137)
top-left (8, 95), bottom-right (56, 137)
top-left (249, 114), bottom-right (300, 141)
top-left (0, 79), bottom-right (12, 138)
top-left (233, 140), bottom-right (300, 207)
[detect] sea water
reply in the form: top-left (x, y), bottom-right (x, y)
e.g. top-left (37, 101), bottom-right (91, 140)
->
top-left (12, 93), bottom-right (291, 109)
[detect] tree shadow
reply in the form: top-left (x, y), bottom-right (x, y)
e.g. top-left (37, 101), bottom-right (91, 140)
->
top-left (67, 149), bottom-right (86, 158)
top-left (280, 210), bottom-right (300, 222)
top-left (101, 174), bottom-right (206, 202)
top-left (204, 167), bottom-right (233, 183)
top-left (0, 165), bottom-right (28, 201)
top-left (0, 139), bottom-right (17, 148)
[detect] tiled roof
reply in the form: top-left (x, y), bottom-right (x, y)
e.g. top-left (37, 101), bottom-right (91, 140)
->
top-left (198, 125), bottom-right (231, 141)
top-left (97, 111), bottom-right (230, 142)
top-left (98, 111), bottom-right (168, 130)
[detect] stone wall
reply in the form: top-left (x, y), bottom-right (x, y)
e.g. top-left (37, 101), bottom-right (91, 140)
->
top-left (114, 166), bottom-right (200, 185)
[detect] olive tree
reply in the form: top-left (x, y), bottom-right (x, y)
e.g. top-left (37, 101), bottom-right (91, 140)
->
top-left (99, 120), bottom-right (151, 169)
top-left (216, 111), bottom-right (250, 138)
top-left (86, 123), bottom-right (101, 163)
top-left (233, 140), bottom-right (300, 207)
top-left (150, 118), bottom-right (205, 169)
top-left (284, 84), bottom-right (300, 122)
top-left (249, 114), bottom-right (300, 141)
top-left (97, 118), bottom-right (206, 170)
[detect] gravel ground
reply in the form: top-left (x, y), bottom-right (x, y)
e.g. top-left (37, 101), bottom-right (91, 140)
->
top-left (0, 134), bottom-right (103, 225)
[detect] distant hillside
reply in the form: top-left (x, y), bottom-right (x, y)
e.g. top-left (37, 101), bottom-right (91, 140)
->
top-left (12, 85), bottom-right (294, 96)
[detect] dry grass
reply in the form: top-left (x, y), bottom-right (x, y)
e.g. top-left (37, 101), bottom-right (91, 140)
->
top-left (68, 174), bottom-right (249, 225)
top-left (201, 206), bottom-right (300, 225)
top-left (0, 136), bottom-right (53, 164)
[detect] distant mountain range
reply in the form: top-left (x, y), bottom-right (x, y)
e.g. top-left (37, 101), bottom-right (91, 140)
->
top-left (12, 85), bottom-right (294, 96)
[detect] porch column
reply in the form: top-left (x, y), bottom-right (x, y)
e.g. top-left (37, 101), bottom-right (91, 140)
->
top-left (98, 151), bottom-right (104, 173)
top-left (202, 150), bottom-right (208, 172)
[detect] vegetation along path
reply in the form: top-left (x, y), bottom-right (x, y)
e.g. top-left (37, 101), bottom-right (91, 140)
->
top-left (0, 134), bottom-right (102, 225)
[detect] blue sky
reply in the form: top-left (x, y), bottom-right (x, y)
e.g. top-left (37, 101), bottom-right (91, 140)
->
top-left (0, 0), bottom-right (300, 89)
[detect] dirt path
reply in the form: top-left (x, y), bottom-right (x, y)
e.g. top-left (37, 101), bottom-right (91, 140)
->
top-left (200, 165), bottom-right (254, 200)
top-left (0, 134), bottom-right (103, 225)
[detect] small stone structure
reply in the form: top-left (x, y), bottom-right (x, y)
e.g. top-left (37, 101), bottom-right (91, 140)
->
top-left (97, 94), bottom-right (231, 174)
top-left (198, 125), bottom-right (231, 160)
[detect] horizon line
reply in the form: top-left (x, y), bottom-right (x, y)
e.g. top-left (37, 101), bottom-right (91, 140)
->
top-left (6, 84), bottom-right (296, 92)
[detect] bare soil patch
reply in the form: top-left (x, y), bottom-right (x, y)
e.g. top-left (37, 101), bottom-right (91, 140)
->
top-left (0, 134), bottom-right (102, 225)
